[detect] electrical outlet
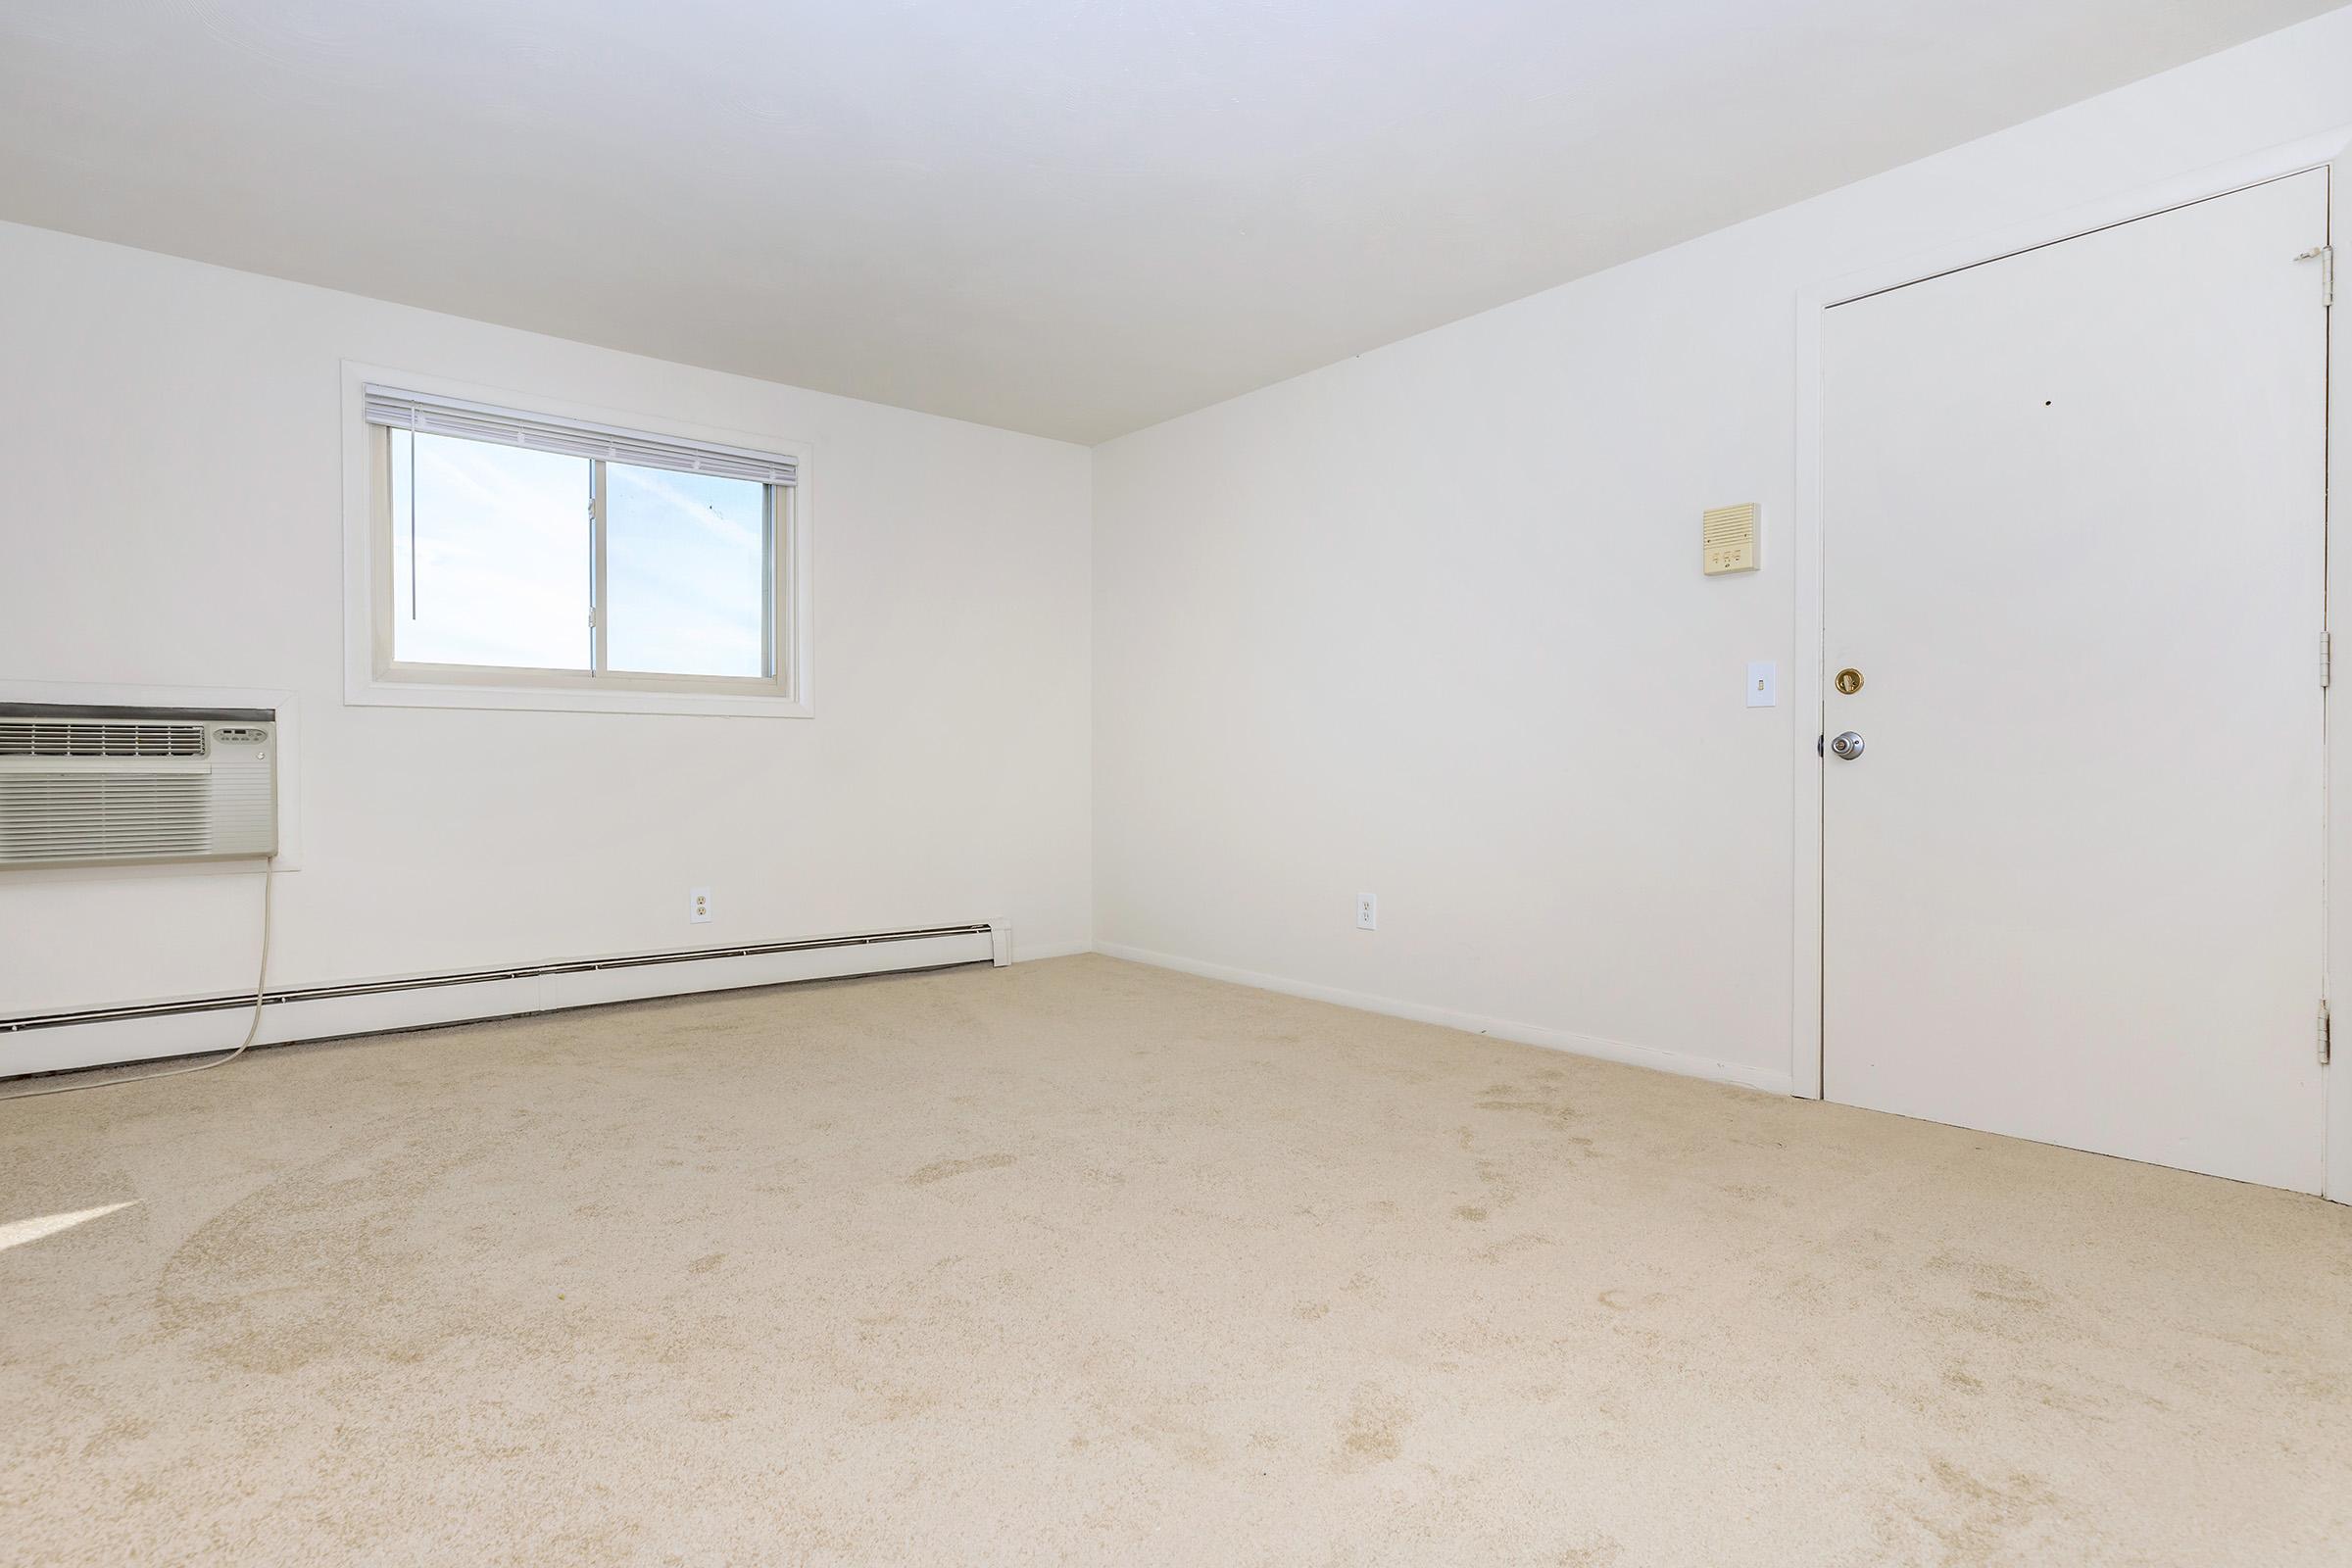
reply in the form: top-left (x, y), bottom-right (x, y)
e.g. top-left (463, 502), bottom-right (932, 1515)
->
top-left (689, 887), bottom-right (712, 924)
top-left (1356, 892), bottom-right (1377, 931)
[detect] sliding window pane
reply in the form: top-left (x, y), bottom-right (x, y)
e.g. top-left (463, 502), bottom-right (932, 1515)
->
top-left (390, 430), bottom-right (592, 670)
top-left (604, 463), bottom-right (768, 678)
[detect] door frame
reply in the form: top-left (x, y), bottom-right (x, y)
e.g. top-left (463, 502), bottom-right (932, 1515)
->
top-left (1788, 125), bottom-right (2352, 1198)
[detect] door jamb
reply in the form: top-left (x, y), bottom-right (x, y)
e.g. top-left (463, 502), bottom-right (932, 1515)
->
top-left (1788, 127), bottom-right (2352, 1201)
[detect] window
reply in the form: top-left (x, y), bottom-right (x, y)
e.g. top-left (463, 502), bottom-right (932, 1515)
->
top-left (360, 386), bottom-right (801, 710)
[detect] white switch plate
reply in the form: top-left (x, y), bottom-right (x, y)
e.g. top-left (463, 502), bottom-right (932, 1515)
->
top-left (689, 887), bottom-right (712, 924)
top-left (1355, 893), bottom-right (1378, 931)
top-left (1745, 661), bottom-right (1777, 708)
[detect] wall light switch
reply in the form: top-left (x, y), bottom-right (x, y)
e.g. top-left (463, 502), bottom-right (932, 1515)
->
top-left (1745, 661), bottom-right (1777, 708)
top-left (689, 887), bottom-right (712, 924)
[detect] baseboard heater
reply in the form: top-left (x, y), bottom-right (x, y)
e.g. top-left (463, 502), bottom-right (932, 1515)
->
top-left (1, 922), bottom-right (1005, 1080)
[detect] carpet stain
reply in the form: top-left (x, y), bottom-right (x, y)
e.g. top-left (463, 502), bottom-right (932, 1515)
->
top-left (78, 1413), bottom-right (152, 1459)
top-left (1911, 1457), bottom-right (2063, 1567)
top-left (1336, 1387), bottom-right (1410, 1469)
top-left (1473, 1156), bottom-right (1523, 1205)
top-left (905, 1152), bottom-right (1018, 1186)
top-left (1474, 1231), bottom-right (1556, 1264)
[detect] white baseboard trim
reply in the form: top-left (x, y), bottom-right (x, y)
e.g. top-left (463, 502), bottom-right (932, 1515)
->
top-left (1009, 938), bottom-right (1094, 962)
top-left (1093, 942), bottom-right (1795, 1098)
top-left (4, 927), bottom-right (999, 1080)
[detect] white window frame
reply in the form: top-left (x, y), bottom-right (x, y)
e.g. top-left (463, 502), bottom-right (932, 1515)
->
top-left (341, 363), bottom-right (813, 717)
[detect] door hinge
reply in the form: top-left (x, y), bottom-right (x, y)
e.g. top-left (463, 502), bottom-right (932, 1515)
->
top-left (2299, 245), bottom-right (2335, 308)
top-left (2321, 1000), bottom-right (2332, 1066)
top-left (2324, 631), bottom-right (2332, 688)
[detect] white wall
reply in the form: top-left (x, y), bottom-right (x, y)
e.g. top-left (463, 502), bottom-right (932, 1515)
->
top-left (9, 5), bottom-right (2351, 1122)
top-left (1091, 6), bottom-right (2352, 1095)
top-left (0, 221), bottom-right (1093, 1030)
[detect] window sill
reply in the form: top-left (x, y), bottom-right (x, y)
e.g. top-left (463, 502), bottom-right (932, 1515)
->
top-left (345, 673), bottom-right (812, 719)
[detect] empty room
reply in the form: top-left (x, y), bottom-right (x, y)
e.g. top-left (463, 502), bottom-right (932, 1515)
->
top-left (6, 1), bottom-right (2352, 1562)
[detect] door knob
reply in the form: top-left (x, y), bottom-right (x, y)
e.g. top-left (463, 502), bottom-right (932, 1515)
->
top-left (1830, 730), bottom-right (1865, 760)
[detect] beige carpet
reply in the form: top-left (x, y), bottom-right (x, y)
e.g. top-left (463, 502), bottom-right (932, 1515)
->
top-left (3, 955), bottom-right (2349, 1566)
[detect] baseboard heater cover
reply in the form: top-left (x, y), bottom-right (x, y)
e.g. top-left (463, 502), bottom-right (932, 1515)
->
top-left (1, 923), bottom-right (1003, 1079)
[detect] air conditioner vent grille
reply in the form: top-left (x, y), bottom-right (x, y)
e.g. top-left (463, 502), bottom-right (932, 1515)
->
top-left (0, 774), bottom-right (211, 860)
top-left (0, 720), bottom-right (207, 759)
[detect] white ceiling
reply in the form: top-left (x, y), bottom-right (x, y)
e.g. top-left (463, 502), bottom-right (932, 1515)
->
top-left (0, 1), bottom-right (2333, 442)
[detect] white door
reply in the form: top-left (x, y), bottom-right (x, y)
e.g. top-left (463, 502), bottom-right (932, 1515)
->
top-left (1822, 171), bottom-right (2330, 1192)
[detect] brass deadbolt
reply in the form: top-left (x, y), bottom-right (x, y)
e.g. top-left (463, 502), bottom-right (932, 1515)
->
top-left (1835, 667), bottom-right (1864, 696)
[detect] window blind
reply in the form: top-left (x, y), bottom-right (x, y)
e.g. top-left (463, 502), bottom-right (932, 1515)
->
top-left (363, 387), bottom-right (798, 486)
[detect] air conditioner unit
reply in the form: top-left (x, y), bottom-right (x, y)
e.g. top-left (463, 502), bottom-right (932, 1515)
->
top-left (0, 704), bottom-right (277, 867)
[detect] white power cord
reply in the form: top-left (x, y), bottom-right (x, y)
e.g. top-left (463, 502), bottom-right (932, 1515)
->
top-left (0, 862), bottom-right (273, 1102)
